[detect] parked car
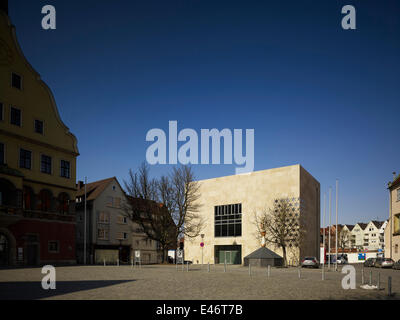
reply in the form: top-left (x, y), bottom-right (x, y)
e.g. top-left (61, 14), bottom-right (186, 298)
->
top-left (393, 260), bottom-right (400, 270)
top-left (364, 258), bottom-right (376, 267)
top-left (301, 256), bottom-right (319, 268)
top-left (337, 256), bottom-right (348, 264)
top-left (374, 258), bottom-right (394, 268)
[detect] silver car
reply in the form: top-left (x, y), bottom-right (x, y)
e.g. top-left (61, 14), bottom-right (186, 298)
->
top-left (301, 256), bottom-right (319, 268)
top-left (374, 258), bottom-right (394, 268)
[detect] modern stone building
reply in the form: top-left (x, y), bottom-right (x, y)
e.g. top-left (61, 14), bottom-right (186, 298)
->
top-left (0, 5), bottom-right (79, 266)
top-left (184, 164), bottom-right (320, 265)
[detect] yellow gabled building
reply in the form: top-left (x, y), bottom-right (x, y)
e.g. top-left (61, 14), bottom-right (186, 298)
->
top-left (0, 3), bottom-right (79, 265)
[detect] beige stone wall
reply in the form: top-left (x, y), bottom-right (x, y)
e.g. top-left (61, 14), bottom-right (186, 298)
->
top-left (385, 186), bottom-right (400, 261)
top-left (184, 164), bottom-right (320, 265)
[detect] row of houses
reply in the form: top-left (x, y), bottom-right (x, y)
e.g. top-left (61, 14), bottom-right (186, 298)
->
top-left (320, 220), bottom-right (388, 253)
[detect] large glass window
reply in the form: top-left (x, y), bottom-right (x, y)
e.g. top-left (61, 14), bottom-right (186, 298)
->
top-left (215, 203), bottom-right (242, 237)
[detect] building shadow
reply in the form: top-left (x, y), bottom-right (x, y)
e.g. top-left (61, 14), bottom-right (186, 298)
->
top-left (0, 279), bottom-right (135, 300)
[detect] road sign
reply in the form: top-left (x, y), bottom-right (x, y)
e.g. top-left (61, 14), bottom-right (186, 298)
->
top-left (200, 242), bottom-right (204, 247)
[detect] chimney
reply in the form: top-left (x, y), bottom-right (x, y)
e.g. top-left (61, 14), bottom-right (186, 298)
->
top-left (77, 180), bottom-right (84, 190)
top-left (0, 0), bottom-right (8, 15)
top-left (393, 172), bottom-right (397, 181)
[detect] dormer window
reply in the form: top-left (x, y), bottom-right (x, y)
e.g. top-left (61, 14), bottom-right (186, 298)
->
top-left (11, 72), bottom-right (22, 90)
top-left (35, 120), bottom-right (44, 134)
top-left (10, 107), bottom-right (21, 126)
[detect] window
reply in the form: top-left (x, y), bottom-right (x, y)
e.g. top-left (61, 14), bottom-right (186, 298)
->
top-left (38, 190), bottom-right (52, 212)
top-left (395, 244), bottom-right (398, 254)
top-left (10, 107), bottom-right (21, 126)
top-left (41, 155), bottom-right (52, 174)
top-left (60, 160), bottom-right (70, 178)
top-left (215, 203), bottom-right (242, 237)
top-left (98, 211), bottom-right (110, 224)
top-left (98, 228), bottom-right (109, 240)
top-left (106, 196), bottom-right (113, 206)
top-left (397, 189), bottom-right (400, 202)
top-left (58, 193), bottom-right (69, 214)
top-left (34, 120), bottom-right (44, 134)
top-left (0, 143), bottom-right (4, 165)
top-left (48, 241), bottom-right (59, 253)
top-left (117, 232), bottom-right (128, 240)
top-left (23, 186), bottom-right (34, 210)
top-left (117, 215), bottom-right (127, 224)
top-left (19, 149), bottom-right (31, 169)
top-left (114, 197), bottom-right (121, 208)
top-left (11, 72), bottom-right (22, 90)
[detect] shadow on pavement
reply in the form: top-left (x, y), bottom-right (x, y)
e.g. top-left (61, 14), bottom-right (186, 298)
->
top-left (0, 279), bottom-right (135, 300)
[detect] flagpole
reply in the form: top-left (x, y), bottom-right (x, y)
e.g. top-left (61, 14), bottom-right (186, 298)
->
top-left (84, 176), bottom-right (87, 265)
top-left (335, 179), bottom-right (338, 271)
top-left (328, 187), bottom-right (332, 270)
top-left (323, 193), bottom-right (326, 265)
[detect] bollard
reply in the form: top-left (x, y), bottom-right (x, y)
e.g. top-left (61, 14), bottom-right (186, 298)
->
top-left (187, 261), bottom-right (189, 272)
top-left (361, 267), bottom-right (365, 285)
top-left (208, 262), bottom-right (210, 273)
top-left (298, 267), bottom-right (301, 279)
top-left (369, 270), bottom-right (372, 286)
top-left (249, 264), bottom-right (251, 277)
top-left (388, 276), bottom-right (392, 297)
top-left (267, 265), bottom-right (271, 278)
top-left (322, 264), bottom-right (325, 280)
top-left (103, 258), bottom-right (106, 266)
top-left (377, 272), bottom-right (380, 290)
top-left (224, 258), bottom-right (227, 273)
top-left (131, 259), bottom-right (133, 268)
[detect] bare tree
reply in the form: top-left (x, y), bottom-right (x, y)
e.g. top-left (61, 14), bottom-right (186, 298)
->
top-left (254, 198), bottom-right (303, 267)
top-left (338, 228), bottom-right (350, 253)
top-left (124, 163), bottom-right (204, 263)
top-left (170, 166), bottom-right (204, 241)
top-left (124, 163), bottom-right (176, 263)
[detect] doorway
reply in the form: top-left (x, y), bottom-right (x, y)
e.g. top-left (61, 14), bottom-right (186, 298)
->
top-left (215, 245), bottom-right (242, 264)
top-left (0, 234), bottom-right (9, 266)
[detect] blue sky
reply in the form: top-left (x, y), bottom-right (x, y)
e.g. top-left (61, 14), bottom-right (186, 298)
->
top-left (8, 0), bottom-right (400, 225)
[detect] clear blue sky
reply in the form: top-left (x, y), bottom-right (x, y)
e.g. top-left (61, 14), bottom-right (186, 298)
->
top-left (9, 0), bottom-right (400, 225)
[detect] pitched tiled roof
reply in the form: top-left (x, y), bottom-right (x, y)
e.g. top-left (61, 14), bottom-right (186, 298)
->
top-left (371, 220), bottom-right (385, 229)
top-left (76, 177), bottom-right (116, 201)
top-left (357, 223), bottom-right (368, 230)
top-left (345, 224), bottom-right (355, 231)
top-left (389, 173), bottom-right (400, 189)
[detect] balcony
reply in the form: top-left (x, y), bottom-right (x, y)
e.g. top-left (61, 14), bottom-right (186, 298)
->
top-left (23, 209), bottom-right (75, 222)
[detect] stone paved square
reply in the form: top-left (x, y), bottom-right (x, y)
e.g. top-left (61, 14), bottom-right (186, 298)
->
top-left (0, 264), bottom-right (399, 300)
